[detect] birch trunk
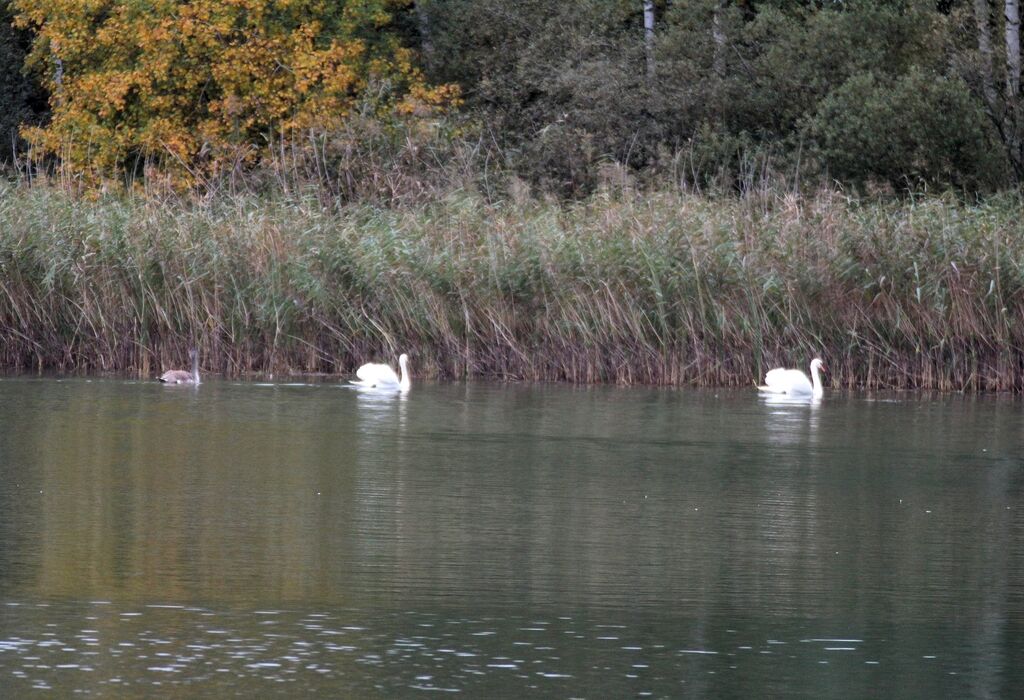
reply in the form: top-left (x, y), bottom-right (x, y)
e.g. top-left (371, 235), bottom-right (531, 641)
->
top-left (975, 0), bottom-right (997, 109)
top-left (1006, 0), bottom-right (1021, 97)
top-left (712, 1), bottom-right (726, 77)
top-left (643, 0), bottom-right (655, 78)
top-left (1004, 0), bottom-right (1024, 179)
top-left (52, 38), bottom-right (63, 105)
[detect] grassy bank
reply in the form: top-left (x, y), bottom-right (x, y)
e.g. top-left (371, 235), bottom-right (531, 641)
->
top-left (1, 183), bottom-right (1023, 391)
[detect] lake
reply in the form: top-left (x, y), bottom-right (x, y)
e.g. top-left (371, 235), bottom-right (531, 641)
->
top-left (1, 377), bottom-right (1022, 697)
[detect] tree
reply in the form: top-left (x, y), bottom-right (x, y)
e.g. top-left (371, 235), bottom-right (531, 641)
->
top-left (0, 0), bottom-right (46, 165)
top-left (414, 0), bottom-right (435, 74)
top-left (807, 69), bottom-right (1004, 190)
top-left (968, 0), bottom-right (1024, 179)
top-left (643, 0), bottom-right (655, 78)
top-left (12, 0), bottom-right (456, 185)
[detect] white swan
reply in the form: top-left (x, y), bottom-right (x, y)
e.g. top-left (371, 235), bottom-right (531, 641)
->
top-left (758, 358), bottom-right (825, 399)
top-left (160, 348), bottom-right (201, 384)
top-left (351, 353), bottom-right (410, 392)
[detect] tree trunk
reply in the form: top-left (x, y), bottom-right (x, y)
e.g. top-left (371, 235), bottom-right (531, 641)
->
top-left (52, 38), bottom-right (63, 105)
top-left (975, 0), bottom-right (998, 109)
top-left (1006, 0), bottom-right (1021, 97)
top-left (712, 1), bottom-right (726, 77)
top-left (1006, 0), bottom-right (1024, 178)
top-left (415, 1), bottom-right (435, 74)
top-left (643, 0), bottom-right (655, 78)
top-left (969, 1), bottom-right (1024, 179)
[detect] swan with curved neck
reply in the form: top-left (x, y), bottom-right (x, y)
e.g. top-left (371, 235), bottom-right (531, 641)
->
top-left (351, 353), bottom-right (410, 392)
top-left (758, 358), bottom-right (825, 399)
top-left (160, 348), bottom-right (201, 385)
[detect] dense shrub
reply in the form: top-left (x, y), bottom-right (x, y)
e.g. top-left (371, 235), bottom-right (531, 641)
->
top-left (807, 70), bottom-right (1007, 190)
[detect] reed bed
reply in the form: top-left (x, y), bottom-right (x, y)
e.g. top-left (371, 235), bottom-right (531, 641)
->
top-left (1, 183), bottom-right (1023, 391)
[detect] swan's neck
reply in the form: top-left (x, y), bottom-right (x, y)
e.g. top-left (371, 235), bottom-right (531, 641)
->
top-left (810, 364), bottom-right (823, 398)
top-left (192, 353), bottom-right (201, 385)
top-left (398, 357), bottom-right (410, 391)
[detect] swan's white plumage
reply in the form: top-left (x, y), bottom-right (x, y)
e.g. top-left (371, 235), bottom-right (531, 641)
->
top-left (758, 358), bottom-right (825, 398)
top-left (351, 353), bottom-right (410, 391)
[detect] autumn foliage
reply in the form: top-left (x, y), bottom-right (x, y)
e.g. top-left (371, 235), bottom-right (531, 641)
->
top-left (12, 0), bottom-right (457, 186)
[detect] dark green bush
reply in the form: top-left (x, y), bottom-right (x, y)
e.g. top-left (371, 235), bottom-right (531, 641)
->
top-left (807, 70), bottom-right (1007, 191)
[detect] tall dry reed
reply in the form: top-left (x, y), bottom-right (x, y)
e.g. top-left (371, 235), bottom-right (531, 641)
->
top-left (1, 183), bottom-right (1023, 390)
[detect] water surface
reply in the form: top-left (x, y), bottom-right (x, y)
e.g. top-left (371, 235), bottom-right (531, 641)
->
top-left (1, 378), bottom-right (1022, 697)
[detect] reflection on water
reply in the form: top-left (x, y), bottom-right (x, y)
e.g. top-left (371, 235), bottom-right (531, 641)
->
top-left (353, 385), bottom-right (409, 430)
top-left (1, 378), bottom-right (1023, 697)
top-left (760, 393), bottom-right (821, 448)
